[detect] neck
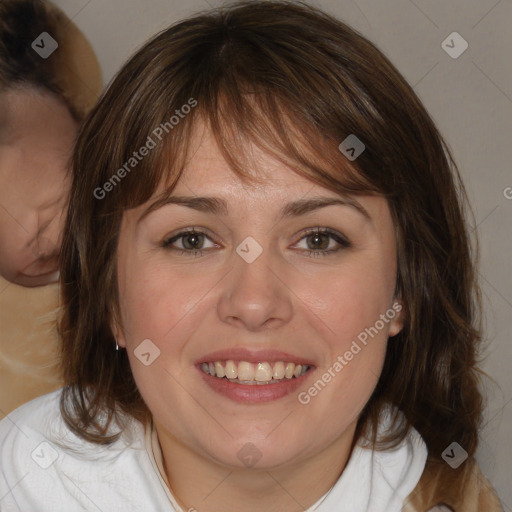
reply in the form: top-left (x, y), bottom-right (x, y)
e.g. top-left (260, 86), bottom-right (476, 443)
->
top-left (154, 420), bottom-right (358, 512)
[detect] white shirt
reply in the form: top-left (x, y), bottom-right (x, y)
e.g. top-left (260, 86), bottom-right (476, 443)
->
top-left (0, 389), bottom-right (427, 512)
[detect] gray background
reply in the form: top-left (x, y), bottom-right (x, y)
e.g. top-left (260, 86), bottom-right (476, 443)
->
top-left (51, 0), bottom-right (512, 508)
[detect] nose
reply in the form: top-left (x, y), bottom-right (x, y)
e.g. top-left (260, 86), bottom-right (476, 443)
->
top-left (217, 238), bottom-right (294, 332)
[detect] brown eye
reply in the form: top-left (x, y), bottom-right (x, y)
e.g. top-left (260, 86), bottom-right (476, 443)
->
top-left (295, 228), bottom-right (351, 257)
top-left (162, 229), bottom-right (217, 256)
top-left (163, 230), bottom-right (205, 249)
top-left (306, 232), bottom-right (330, 251)
top-left (181, 232), bottom-right (204, 250)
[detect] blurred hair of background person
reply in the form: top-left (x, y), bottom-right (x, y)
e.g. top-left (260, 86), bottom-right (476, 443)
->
top-left (0, 0), bottom-right (102, 413)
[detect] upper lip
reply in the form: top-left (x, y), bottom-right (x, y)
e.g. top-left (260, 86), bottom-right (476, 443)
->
top-left (195, 348), bottom-right (315, 366)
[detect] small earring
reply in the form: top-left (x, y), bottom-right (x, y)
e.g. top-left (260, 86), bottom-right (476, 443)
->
top-left (115, 340), bottom-right (119, 351)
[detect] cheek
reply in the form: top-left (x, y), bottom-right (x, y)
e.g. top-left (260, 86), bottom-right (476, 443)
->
top-left (308, 260), bottom-right (395, 347)
top-left (117, 255), bottom-right (206, 347)
top-left (296, 272), bottom-right (391, 427)
top-left (294, 254), bottom-right (395, 402)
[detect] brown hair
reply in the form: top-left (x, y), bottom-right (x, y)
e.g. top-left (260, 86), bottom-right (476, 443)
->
top-left (0, 0), bottom-right (102, 120)
top-left (59, 0), bottom-right (486, 463)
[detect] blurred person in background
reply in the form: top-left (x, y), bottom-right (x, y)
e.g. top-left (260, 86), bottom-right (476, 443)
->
top-left (0, 0), bottom-right (102, 413)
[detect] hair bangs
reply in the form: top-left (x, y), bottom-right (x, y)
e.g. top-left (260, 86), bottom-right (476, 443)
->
top-left (153, 87), bottom-right (384, 207)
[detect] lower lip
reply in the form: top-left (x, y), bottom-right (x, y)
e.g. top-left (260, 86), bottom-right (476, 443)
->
top-left (197, 366), bottom-right (314, 403)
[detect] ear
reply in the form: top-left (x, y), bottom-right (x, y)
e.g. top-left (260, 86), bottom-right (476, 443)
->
top-left (110, 306), bottom-right (127, 349)
top-left (388, 298), bottom-right (405, 338)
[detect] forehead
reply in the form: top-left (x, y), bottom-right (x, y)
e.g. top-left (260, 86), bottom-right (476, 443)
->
top-left (161, 119), bottom-right (329, 199)
top-left (130, 120), bottom-right (392, 227)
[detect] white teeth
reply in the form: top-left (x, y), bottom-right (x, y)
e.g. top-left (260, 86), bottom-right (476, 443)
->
top-left (255, 362), bottom-right (272, 382)
top-left (214, 361), bottom-right (225, 378)
top-left (273, 361), bottom-right (285, 380)
top-left (238, 361), bottom-right (255, 381)
top-left (201, 360), bottom-right (310, 383)
top-left (225, 360), bottom-right (237, 379)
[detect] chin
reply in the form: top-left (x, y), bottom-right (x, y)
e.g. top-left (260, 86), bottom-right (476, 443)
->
top-left (205, 434), bottom-right (305, 471)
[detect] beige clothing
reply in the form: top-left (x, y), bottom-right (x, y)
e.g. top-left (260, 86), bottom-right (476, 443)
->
top-left (405, 456), bottom-right (504, 511)
top-left (0, 275), bottom-right (62, 414)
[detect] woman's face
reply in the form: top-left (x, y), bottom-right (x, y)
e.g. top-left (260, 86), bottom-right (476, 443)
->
top-left (115, 121), bottom-right (403, 470)
top-left (0, 87), bottom-right (76, 287)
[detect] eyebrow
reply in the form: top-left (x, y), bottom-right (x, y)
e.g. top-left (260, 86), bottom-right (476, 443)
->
top-left (138, 194), bottom-right (371, 223)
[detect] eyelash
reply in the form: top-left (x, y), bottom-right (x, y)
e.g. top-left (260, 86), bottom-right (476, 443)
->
top-left (161, 227), bottom-right (351, 258)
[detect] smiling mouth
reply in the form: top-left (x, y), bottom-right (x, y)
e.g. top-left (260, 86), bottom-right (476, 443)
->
top-left (200, 360), bottom-right (312, 385)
